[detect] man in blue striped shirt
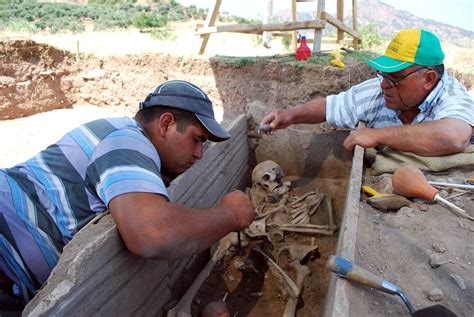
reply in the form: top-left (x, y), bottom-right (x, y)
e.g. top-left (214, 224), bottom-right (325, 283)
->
top-left (0, 80), bottom-right (255, 309)
top-left (260, 29), bottom-right (473, 156)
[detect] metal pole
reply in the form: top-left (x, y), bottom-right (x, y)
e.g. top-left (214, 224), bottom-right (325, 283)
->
top-left (428, 181), bottom-right (474, 190)
top-left (435, 194), bottom-right (474, 220)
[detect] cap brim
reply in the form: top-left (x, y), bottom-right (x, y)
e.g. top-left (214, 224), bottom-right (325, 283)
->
top-left (367, 55), bottom-right (413, 73)
top-left (195, 114), bottom-right (231, 142)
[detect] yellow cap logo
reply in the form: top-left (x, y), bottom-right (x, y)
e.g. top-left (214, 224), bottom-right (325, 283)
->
top-left (384, 29), bottom-right (421, 63)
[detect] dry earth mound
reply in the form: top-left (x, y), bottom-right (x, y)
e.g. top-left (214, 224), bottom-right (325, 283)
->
top-left (0, 40), bottom-right (75, 119)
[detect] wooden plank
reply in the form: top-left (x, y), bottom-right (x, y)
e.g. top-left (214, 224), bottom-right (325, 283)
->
top-left (323, 122), bottom-right (365, 317)
top-left (313, 0), bottom-right (325, 53)
top-left (352, 0), bottom-right (359, 49)
top-left (262, 0), bottom-right (273, 48)
top-left (97, 261), bottom-right (169, 315)
top-left (134, 279), bottom-right (171, 316)
top-left (198, 0), bottom-right (222, 55)
top-left (337, 0), bottom-right (344, 42)
top-left (322, 38), bottom-right (361, 45)
top-left (321, 12), bottom-right (360, 39)
top-left (269, 36), bottom-right (359, 46)
top-left (196, 20), bottom-right (325, 35)
top-left (292, 0), bottom-right (297, 53)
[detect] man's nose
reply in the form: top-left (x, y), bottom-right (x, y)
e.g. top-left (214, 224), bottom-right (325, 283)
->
top-left (379, 77), bottom-right (392, 89)
top-left (194, 143), bottom-right (203, 160)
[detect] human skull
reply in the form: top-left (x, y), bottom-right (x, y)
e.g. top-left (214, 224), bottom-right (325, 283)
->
top-left (251, 160), bottom-right (285, 194)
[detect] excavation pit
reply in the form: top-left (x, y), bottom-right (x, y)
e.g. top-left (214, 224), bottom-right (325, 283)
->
top-left (188, 124), bottom-right (354, 317)
top-left (11, 40), bottom-right (471, 317)
top-left (23, 114), bottom-right (363, 316)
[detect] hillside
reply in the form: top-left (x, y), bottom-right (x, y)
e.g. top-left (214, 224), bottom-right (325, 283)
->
top-left (358, 0), bottom-right (473, 48)
top-left (275, 0), bottom-right (473, 48)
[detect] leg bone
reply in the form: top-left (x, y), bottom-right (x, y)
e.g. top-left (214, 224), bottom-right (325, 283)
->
top-left (282, 261), bottom-right (311, 317)
top-left (167, 234), bottom-right (234, 317)
top-left (254, 246), bottom-right (300, 298)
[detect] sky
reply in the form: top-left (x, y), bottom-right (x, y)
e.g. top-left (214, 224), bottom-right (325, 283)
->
top-left (176, 0), bottom-right (474, 33)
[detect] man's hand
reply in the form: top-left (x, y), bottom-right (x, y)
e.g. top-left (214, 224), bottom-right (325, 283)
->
top-left (343, 119), bottom-right (471, 156)
top-left (218, 191), bottom-right (255, 230)
top-left (343, 127), bottom-right (379, 151)
top-left (259, 108), bottom-right (294, 133)
top-left (259, 98), bottom-right (328, 134)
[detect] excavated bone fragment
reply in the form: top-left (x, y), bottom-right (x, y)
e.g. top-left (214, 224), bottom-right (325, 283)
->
top-left (278, 240), bottom-right (319, 263)
top-left (257, 203), bottom-right (287, 219)
top-left (282, 261), bottom-right (310, 317)
top-left (325, 194), bottom-right (337, 230)
top-left (244, 218), bottom-right (267, 238)
top-left (254, 246), bottom-right (300, 298)
top-left (277, 223), bottom-right (336, 236)
top-left (267, 228), bottom-right (285, 243)
top-left (167, 234), bottom-right (234, 317)
top-left (250, 160), bottom-right (290, 206)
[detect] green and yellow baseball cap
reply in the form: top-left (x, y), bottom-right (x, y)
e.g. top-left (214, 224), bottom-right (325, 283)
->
top-left (367, 29), bottom-right (445, 73)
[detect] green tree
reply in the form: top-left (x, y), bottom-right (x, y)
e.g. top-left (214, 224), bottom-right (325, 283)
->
top-left (359, 22), bottom-right (383, 50)
top-left (131, 11), bottom-right (167, 30)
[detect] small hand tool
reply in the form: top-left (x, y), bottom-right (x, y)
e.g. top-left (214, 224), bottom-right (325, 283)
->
top-left (237, 231), bottom-right (243, 254)
top-left (392, 166), bottom-right (473, 221)
top-left (428, 181), bottom-right (474, 190)
top-left (326, 255), bottom-right (456, 317)
top-left (362, 185), bottom-right (410, 211)
top-left (257, 124), bottom-right (272, 134)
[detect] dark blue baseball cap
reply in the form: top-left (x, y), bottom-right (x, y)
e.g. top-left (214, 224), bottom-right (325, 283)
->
top-left (139, 80), bottom-right (230, 142)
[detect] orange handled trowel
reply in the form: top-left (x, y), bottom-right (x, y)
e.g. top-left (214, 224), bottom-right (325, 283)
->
top-left (362, 185), bottom-right (410, 211)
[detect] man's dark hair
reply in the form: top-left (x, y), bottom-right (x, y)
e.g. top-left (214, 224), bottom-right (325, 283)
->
top-left (135, 106), bottom-right (199, 133)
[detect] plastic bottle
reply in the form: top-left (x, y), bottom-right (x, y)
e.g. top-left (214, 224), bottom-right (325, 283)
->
top-left (296, 34), bottom-right (312, 61)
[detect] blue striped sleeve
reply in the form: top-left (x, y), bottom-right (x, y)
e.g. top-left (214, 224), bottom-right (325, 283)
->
top-left (86, 129), bottom-right (169, 206)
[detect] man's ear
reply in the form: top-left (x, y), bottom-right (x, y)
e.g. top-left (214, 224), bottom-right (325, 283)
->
top-left (424, 69), bottom-right (439, 90)
top-left (158, 112), bottom-right (175, 137)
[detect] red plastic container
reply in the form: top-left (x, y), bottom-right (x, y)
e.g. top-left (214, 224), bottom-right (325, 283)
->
top-left (296, 36), bottom-right (312, 61)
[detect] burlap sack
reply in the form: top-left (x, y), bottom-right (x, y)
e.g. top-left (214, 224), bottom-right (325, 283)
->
top-left (370, 145), bottom-right (474, 175)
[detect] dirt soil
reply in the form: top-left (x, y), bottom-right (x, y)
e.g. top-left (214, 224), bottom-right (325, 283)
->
top-left (351, 168), bottom-right (474, 317)
top-left (0, 33), bottom-right (473, 317)
top-left (191, 158), bottom-right (351, 317)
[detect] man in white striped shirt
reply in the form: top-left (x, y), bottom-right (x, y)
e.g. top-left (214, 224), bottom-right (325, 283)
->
top-left (260, 29), bottom-right (473, 157)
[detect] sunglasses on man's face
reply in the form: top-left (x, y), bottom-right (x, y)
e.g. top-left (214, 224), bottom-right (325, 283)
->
top-left (376, 67), bottom-right (428, 88)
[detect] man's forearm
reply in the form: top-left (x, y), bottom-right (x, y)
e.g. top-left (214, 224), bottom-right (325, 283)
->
top-left (290, 98), bottom-right (327, 125)
top-left (110, 194), bottom-right (237, 260)
top-left (374, 119), bottom-right (471, 156)
top-left (111, 191), bottom-right (254, 260)
top-left (150, 203), bottom-right (239, 259)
